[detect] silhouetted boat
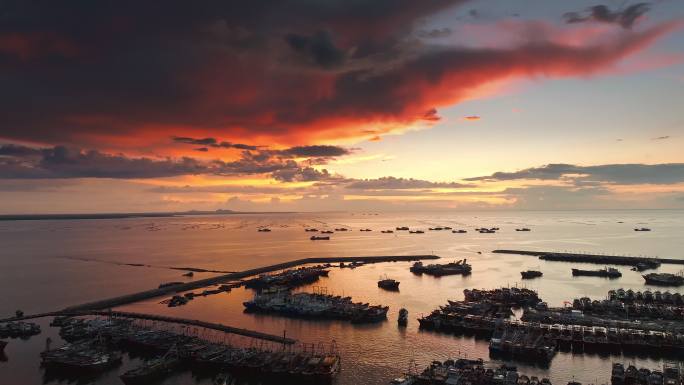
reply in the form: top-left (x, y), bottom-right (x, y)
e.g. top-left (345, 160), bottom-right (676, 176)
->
top-left (310, 236), bottom-right (330, 241)
top-left (378, 276), bottom-right (400, 291)
top-left (572, 267), bottom-right (621, 278)
top-left (521, 270), bottom-right (543, 279)
top-left (643, 273), bottom-right (684, 286)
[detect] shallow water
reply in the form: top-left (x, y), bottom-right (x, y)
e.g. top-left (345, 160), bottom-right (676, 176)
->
top-left (1, 210), bottom-right (683, 384)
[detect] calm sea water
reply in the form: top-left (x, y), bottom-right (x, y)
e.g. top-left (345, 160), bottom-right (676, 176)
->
top-left (1, 210), bottom-right (683, 385)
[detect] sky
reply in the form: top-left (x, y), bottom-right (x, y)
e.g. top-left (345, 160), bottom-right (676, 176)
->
top-left (1, 0), bottom-right (683, 213)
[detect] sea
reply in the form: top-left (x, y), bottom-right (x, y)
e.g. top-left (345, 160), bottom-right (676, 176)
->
top-left (1, 210), bottom-right (683, 385)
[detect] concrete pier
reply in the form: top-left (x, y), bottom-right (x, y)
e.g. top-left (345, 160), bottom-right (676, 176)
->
top-left (2, 254), bottom-right (438, 321)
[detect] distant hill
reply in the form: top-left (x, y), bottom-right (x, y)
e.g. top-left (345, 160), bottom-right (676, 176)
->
top-left (0, 209), bottom-right (258, 221)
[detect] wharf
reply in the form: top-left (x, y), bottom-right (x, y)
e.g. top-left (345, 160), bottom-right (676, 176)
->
top-left (493, 250), bottom-right (677, 266)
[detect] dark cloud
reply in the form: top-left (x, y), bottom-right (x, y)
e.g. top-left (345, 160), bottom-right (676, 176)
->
top-left (0, 144), bottom-right (306, 179)
top-left (0, 144), bottom-right (42, 157)
top-left (465, 163), bottom-right (684, 185)
top-left (652, 135), bottom-right (671, 140)
top-left (564, 3), bottom-right (651, 29)
top-left (271, 167), bottom-right (334, 182)
top-left (417, 28), bottom-right (452, 38)
top-left (347, 176), bottom-right (473, 190)
top-left (285, 30), bottom-right (346, 68)
top-left (282, 145), bottom-right (351, 158)
top-left (172, 136), bottom-right (260, 151)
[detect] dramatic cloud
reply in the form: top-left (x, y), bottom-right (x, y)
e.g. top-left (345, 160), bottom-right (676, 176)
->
top-left (346, 176), bottom-right (473, 190)
top-left (564, 3), bottom-right (651, 29)
top-left (0, 0), bottom-right (676, 149)
top-left (0, 144), bottom-right (313, 179)
top-left (466, 163), bottom-right (684, 185)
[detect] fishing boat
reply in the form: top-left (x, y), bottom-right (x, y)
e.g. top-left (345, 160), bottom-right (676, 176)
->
top-left (521, 270), bottom-right (543, 279)
top-left (378, 276), bottom-right (400, 291)
top-left (643, 273), bottom-right (684, 286)
top-left (310, 236), bottom-right (330, 241)
top-left (120, 347), bottom-right (180, 385)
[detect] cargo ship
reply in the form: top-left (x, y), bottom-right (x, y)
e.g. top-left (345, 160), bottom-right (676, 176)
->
top-left (572, 267), bottom-right (621, 278)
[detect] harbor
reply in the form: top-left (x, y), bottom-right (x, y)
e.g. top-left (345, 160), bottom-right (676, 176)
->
top-left (41, 316), bottom-right (340, 384)
top-left (2, 211), bottom-right (684, 385)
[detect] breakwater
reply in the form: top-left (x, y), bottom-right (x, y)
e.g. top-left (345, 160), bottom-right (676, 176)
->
top-left (1, 255), bottom-right (438, 322)
top-left (492, 250), bottom-right (681, 265)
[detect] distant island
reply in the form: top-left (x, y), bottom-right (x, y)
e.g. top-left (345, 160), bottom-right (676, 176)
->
top-left (0, 209), bottom-right (291, 221)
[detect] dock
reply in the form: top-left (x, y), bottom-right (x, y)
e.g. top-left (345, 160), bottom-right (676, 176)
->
top-left (492, 250), bottom-right (680, 266)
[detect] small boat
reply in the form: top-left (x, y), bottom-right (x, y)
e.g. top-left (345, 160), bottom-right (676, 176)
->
top-left (182, 271), bottom-right (194, 277)
top-left (398, 308), bottom-right (408, 326)
top-left (381, 230), bottom-right (394, 233)
top-left (334, 228), bottom-right (348, 232)
top-left (378, 276), bottom-right (400, 291)
top-left (408, 230), bottom-right (424, 234)
top-left (321, 230), bottom-right (334, 234)
top-left (359, 228), bottom-right (372, 232)
top-left (310, 236), bottom-right (330, 241)
top-left (452, 229), bottom-right (467, 233)
top-left (257, 228), bottom-right (271, 232)
top-left (572, 267), bottom-right (621, 278)
top-left (396, 226), bottom-right (409, 231)
top-left (516, 228), bottom-right (531, 232)
top-left (305, 228), bottom-right (318, 232)
top-left (521, 270), bottom-right (543, 279)
top-left (634, 228), bottom-right (652, 232)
